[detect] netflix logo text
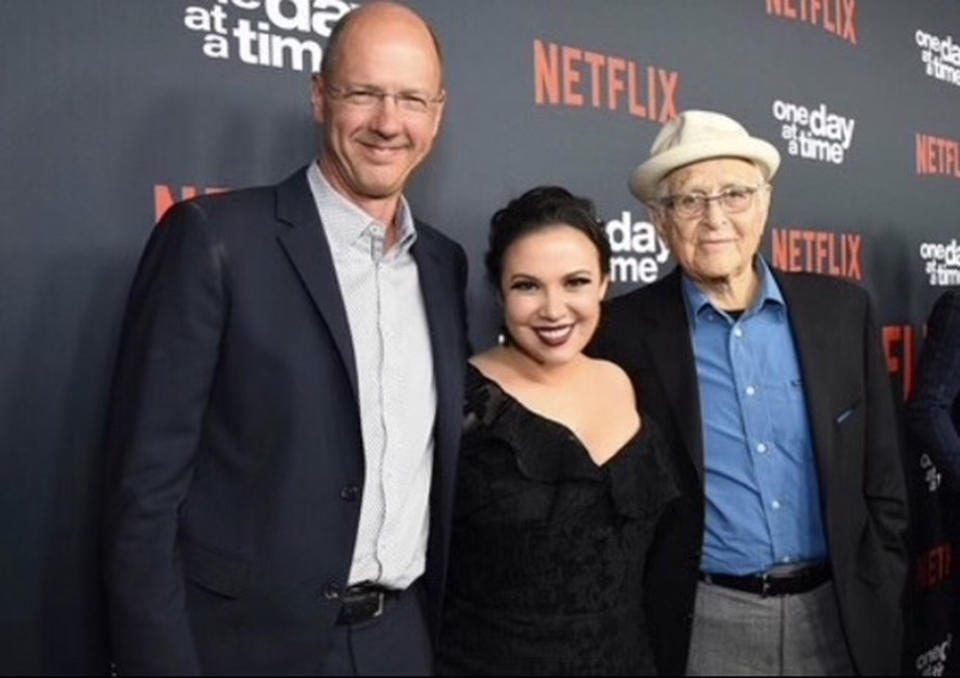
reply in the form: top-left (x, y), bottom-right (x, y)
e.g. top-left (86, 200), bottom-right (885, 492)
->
top-left (916, 544), bottom-right (954, 591)
top-left (916, 134), bottom-right (960, 181)
top-left (883, 324), bottom-right (921, 402)
top-left (154, 184), bottom-right (229, 223)
top-left (765, 0), bottom-right (858, 45)
top-left (771, 228), bottom-right (862, 280)
top-left (534, 40), bottom-right (680, 123)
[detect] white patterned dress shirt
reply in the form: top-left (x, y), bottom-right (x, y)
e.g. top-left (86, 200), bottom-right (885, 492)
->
top-left (307, 163), bottom-right (437, 590)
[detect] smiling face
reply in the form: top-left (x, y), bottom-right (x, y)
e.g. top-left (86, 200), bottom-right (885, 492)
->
top-left (500, 225), bottom-right (609, 367)
top-left (311, 4), bottom-right (444, 217)
top-left (652, 157), bottom-right (771, 289)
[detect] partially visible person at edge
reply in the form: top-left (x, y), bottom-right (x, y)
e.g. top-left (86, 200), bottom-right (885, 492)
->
top-left (590, 110), bottom-right (908, 676)
top-left (103, 3), bottom-right (468, 675)
top-left (436, 186), bottom-right (680, 675)
top-left (908, 290), bottom-right (960, 489)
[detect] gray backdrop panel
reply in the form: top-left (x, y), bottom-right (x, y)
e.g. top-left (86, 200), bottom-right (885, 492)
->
top-left (1, 1), bottom-right (957, 673)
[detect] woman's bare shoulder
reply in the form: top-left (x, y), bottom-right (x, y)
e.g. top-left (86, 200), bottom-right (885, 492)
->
top-left (581, 358), bottom-right (642, 440)
top-left (469, 348), bottom-right (512, 381)
top-left (588, 358), bottom-right (635, 396)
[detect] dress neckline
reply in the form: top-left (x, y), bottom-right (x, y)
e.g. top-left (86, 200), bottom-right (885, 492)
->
top-left (466, 362), bottom-right (643, 469)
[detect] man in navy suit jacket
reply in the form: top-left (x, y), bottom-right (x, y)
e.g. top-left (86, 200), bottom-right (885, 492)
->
top-left (103, 3), bottom-right (467, 674)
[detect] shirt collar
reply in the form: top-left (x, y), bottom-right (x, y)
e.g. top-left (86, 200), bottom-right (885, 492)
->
top-left (306, 161), bottom-right (417, 256)
top-left (681, 257), bottom-right (786, 326)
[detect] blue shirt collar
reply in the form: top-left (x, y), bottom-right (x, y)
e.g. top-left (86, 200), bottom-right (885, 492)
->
top-left (681, 257), bottom-right (786, 326)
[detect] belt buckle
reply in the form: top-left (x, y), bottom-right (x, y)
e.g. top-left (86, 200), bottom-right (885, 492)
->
top-left (370, 590), bottom-right (385, 619)
top-left (760, 572), bottom-right (772, 598)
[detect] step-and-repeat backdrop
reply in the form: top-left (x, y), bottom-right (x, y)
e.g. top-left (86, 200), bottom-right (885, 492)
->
top-left (1, 1), bottom-right (957, 673)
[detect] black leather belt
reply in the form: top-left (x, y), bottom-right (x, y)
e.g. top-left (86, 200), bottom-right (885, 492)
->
top-left (336, 583), bottom-right (403, 625)
top-left (699, 563), bottom-right (831, 597)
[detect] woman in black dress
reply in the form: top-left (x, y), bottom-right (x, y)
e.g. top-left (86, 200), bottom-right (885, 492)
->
top-left (437, 187), bottom-right (678, 675)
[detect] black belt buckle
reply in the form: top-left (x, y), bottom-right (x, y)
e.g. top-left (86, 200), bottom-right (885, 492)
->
top-left (337, 585), bottom-right (391, 625)
top-left (360, 590), bottom-right (385, 619)
top-left (760, 572), bottom-right (772, 598)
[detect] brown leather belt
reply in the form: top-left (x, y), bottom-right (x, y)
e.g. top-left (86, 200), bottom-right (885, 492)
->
top-left (335, 583), bottom-right (403, 625)
top-left (699, 563), bottom-right (831, 597)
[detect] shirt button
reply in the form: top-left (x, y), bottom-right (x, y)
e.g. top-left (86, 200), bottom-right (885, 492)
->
top-left (340, 484), bottom-right (360, 502)
top-left (756, 443), bottom-right (767, 454)
top-left (733, 327), bottom-right (743, 337)
top-left (771, 500), bottom-right (781, 510)
top-left (745, 385), bottom-right (756, 396)
top-left (322, 583), bottom-right (342, 600)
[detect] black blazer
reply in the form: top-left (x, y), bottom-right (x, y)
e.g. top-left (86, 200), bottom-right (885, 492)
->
top-left (103, 168), bottom-right (468, 675)
top-left (907, 290), bottom-right (960, 489)
top-left (591, 267), bottom-right (908, 676)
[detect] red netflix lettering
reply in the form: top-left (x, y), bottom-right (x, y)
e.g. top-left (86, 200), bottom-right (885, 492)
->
top-left (770, 227), bottom-right (862, 281)
top-left (916, 133), bottom-right (960, 180)
top-left (765, 0), bottom-right (857, 45)
top-left (883, 325), bottom-right (918, 402)
top-left (916, 544), bottom-right (954, 590)
top-left (533, 39), bottom-right (679, 122)
top-left (154, 184), bottom-right (228, 223)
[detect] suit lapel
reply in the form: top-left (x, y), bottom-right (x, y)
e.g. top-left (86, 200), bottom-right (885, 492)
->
top-left (274, 168), bottom-right (359, 402)
top-left (410, 228), bottom-right (461, 458)
top-left (774, 272), bottom-right (835, 487)
top-left (641, 269), bottom-right (705, 478)
top-left (411, 227), bottom-right (464, 631)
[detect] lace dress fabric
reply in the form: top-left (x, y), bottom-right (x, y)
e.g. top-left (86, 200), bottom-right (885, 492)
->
top-left (437, 365), bottom-right (679, 676)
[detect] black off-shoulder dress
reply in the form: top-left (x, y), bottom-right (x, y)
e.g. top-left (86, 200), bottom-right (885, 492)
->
top-left (437, 364), bottom-right (679, 676)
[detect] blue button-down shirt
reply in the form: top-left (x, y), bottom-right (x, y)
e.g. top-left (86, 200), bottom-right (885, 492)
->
top-left (683, 259), bottom-right (827, 575)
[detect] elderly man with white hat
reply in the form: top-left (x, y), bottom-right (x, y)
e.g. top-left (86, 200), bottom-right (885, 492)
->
top-left (591, 110), bottom-right (908, 676)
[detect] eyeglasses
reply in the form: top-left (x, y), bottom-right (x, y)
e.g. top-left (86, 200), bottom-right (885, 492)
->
top-left (324, 83), bottom-right (445, 116)
top-left (657, 184), bottom-right (767, 219)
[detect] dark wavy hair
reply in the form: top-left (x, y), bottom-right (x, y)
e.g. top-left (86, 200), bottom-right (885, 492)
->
top-left (485, 186), bottom-right (611, 289)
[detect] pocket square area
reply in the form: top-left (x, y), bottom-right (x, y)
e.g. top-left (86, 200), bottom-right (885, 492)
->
top-left (835, 403), bottom-right (860, 424)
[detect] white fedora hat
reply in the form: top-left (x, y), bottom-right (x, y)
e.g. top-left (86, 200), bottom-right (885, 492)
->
top-left (628, 110), bottom-right (781, 201)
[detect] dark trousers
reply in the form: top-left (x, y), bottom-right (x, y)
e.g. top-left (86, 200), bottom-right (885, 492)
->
top-left (319, 583), bottom-right (433, 676)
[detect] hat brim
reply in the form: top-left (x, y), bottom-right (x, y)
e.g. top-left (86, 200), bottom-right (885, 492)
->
top-left (629, 137), bottom-right (781, 202)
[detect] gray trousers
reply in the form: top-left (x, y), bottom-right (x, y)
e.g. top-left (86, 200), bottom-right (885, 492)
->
top-left (686, 580), bottom-right (856, 676)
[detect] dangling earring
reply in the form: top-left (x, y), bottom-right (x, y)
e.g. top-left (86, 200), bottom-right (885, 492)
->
top-left (494, 291), bottom-right (510, 347)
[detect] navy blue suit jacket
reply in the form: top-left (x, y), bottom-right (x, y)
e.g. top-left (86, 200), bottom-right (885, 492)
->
top-left (103, 168), bottom-right (468, 674)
